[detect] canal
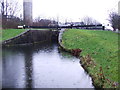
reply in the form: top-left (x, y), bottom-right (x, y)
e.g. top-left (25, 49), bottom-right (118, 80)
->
top-left (2, 42), bottom-right (94, 88)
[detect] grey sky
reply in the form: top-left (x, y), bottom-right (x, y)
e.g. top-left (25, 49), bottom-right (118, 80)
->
top-left (20, 0), bottom-right (119, 24)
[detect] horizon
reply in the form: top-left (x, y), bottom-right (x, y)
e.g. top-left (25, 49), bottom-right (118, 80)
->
top-left (13, 0), bottom-right (120, 25)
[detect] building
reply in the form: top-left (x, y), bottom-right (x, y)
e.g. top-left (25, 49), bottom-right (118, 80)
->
top-left (23, 0), bottom-right (33, 26)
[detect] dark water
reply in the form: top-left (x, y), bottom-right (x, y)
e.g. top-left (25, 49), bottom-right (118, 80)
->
top-left (2, 42), bottom-right (94, 88)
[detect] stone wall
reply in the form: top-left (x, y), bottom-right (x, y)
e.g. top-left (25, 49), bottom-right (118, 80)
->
top-left (2, 30), bottom-right (59, 46)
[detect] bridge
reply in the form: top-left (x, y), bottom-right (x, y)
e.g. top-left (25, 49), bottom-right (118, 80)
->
top-left (19, 24), bottom-right (105, 30)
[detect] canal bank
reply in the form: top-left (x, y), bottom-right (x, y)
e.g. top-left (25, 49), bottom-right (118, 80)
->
top-left (2, 28), bottom-right (118, 88)
top-left (2, 29), bottom-right (59, 46)
top-left (60, 29), bottom-right (119, 88)
top-left (2, 29), bottom-right (95, 88)
top-left (59, 29), bottom-right (97, 87)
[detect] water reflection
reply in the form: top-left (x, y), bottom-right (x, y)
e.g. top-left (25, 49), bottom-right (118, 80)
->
top-left (24, 48), bottom-right (33, 88)
top-left (2, 42), bottom-right (94, 88)
top-left (2, 49), bottom-right (26, 88)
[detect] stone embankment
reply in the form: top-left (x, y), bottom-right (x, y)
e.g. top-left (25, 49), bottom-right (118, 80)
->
top-left (2, 30), bottom-right (59, 46)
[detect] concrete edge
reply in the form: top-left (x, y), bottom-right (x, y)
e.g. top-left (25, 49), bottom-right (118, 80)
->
top-left (58, 29), bottom-right (71, 53)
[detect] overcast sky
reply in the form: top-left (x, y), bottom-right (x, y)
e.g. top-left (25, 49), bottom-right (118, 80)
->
top-left (20, 0), bottom-right (119, 24)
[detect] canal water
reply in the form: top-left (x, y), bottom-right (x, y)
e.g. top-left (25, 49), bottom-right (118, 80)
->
top-left (2, 42), bottom-right (94, 88)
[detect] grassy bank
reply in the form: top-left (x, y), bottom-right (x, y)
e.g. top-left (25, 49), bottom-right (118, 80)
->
top-left (62, 29), bottom-right (119, 88)
top-left (2, 29), bottom-right (26, 41)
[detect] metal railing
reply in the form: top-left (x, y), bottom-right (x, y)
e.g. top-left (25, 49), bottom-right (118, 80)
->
top-left (18, 24), bottom-right (105, 30)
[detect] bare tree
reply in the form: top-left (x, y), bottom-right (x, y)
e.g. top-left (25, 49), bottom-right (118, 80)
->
top-left (0, 0), bottom-right (22, 28)
top-left (33, 17), bottom-right (51, 26)
top-left (109, 12), bottom-right (120, 31)
top-left (81, 16), bottom-right (101, 25)
top-left (0, 0), bottom-right (21, 17)
top-left (34, 16), bottom-right (41, 23)
top-left (33, 16), bottom-right (58, 26)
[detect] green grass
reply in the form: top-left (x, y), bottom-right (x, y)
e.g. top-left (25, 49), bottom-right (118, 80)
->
top-left (62, 29), bottom-right (119, 88)
top-left (2, 29), bottom-right (26, 41)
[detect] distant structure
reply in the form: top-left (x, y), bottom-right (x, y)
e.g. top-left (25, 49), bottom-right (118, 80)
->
top-left (23, 0), bottom-right (33, 26)
top-left (0, 14), bottom-right (2, 29)
top-left (118, 1), bottom-right (120, 15)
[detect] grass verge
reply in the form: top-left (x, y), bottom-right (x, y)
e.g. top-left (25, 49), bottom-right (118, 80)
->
top-left (2, 29), bottom-right (26, 41)
top-left (62, 29), bottom-right (119, 88)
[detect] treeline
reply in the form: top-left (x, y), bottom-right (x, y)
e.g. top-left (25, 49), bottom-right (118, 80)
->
top-left (0, 0), bottom-right (58, 29)
top-left (109, 12), bottom-right (120, 31)
top-left (33, 17), bottom-right (58, 27)
top-left (1, 0), bottom-right (23, 29)
top-left (2, 15), bottom-right (58, 29)
top-left (2, 15), bottom-right (23, 29)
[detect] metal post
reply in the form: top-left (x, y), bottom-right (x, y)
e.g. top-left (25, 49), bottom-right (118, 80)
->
top-left (102, 26), bottom-right (105, 30)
